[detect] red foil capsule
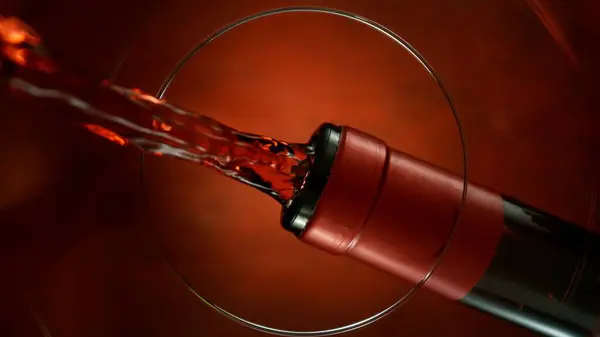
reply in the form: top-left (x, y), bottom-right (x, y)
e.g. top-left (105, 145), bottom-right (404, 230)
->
top-left (282, 123), bottom-right (600, 337)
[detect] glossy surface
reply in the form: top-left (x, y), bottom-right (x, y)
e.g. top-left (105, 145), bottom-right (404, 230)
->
top-left (295, 126), bottom-right (506, 300)
top-left (0, 0), bottom-right (598, 337)
top-left (463, 197), bottom-right (600, 337)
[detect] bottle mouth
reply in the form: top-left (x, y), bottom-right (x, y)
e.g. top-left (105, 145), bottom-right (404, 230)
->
top-left (280, 123), bottom-right (342, 236)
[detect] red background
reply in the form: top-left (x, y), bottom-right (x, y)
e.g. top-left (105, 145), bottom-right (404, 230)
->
top-left (1, 1), bottom-right (599, 336)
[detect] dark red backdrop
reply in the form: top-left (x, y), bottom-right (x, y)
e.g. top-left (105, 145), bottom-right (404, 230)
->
top-left (1, 1), bottom-right (598, 336)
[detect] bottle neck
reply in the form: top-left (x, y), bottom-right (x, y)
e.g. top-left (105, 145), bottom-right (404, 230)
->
top-left (280, 123), bottom-right (342, 236)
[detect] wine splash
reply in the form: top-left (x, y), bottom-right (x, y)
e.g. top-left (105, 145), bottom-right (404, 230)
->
top-left (0, 16), bottom-right (314, 205)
